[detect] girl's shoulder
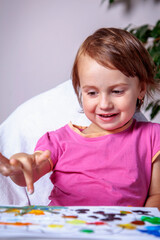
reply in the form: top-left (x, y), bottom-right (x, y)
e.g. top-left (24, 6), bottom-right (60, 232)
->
top-left (133, 119), bottom-right (160, 129)
top-left (132, 119), bottom-right (160, 139)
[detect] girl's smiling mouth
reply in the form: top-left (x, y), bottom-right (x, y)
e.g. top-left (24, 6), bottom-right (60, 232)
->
top-left (98, 113), bottom-right (119, 118)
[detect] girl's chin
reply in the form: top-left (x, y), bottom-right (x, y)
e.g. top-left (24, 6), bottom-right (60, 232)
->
top-left (96, 119), bottom-right (132, 132)
top-left (92, 123), bottom-right (120, 132)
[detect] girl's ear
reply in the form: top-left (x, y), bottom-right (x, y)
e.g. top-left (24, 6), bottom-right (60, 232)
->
top-left (138, 82), bottom-right (147, 100)
top-left (137, 82), bottom-right (147, 109)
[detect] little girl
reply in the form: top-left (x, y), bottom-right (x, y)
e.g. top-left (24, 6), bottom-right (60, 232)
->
top-left (0, 28), bottom-right (160, 208)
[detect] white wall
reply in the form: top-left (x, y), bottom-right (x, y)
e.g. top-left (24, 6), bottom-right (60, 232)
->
top-left (0, 0), bottom-right (160, 124)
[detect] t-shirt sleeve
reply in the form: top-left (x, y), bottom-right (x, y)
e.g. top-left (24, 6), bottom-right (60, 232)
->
top-left (34, 132), bottom-right (60, 167)
top-left (151, 123), bottom-right (160, 162)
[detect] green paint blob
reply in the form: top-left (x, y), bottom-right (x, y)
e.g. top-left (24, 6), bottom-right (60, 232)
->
top-left (80, 229), bottom-right (94, 233)
top-left (141, 216), bottom-right (160, 224)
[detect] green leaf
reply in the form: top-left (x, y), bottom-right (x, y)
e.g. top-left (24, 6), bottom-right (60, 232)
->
top-left (151, 20), bottom-right (160, 38)
top-left (155, 69), bottom-right (160, 79)
top-left (131, 25), bottom-right (151, 43)
top-left (145, 102), bottom-right (154, 111)
top-left (150, 104), bottom-right (160, 120)
top-left (145, 100), bottom-right (160, 120)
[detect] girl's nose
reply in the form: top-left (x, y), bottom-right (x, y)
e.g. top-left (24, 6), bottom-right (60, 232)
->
top-left (99, 95), bottom-right (113, 110)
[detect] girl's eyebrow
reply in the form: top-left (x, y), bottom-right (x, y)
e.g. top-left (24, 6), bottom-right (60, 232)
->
top-left (110, 83), bottom-right (130, 88)
top-left (82, 83), bottom-right (129, 89)
top-left (81, 85), bottom-right (96, 90)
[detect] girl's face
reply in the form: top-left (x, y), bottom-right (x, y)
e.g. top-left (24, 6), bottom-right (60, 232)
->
top-left (78, 54), bottom-right (146, 133)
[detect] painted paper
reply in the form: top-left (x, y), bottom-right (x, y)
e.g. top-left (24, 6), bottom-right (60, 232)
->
top-left (0, 205), bottom-right (160, 239)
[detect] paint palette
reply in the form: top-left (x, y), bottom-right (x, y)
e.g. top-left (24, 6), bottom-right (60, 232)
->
top-left (0, 205), bottom-right (160, 239)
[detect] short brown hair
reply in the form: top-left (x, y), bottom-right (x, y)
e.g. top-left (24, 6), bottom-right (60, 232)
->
top-left (72, 27), bottom-right (158, 107)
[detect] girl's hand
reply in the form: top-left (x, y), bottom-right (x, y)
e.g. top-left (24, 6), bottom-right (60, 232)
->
top-left (0, 152), bottom-right (22, 176)
top-left (0, 150), bottom-right (51, 194)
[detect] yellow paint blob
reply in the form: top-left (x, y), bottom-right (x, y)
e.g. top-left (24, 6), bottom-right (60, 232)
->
top-left (67, 219), bottom-right (86, 225)
top-left (28, 210), bottom-right (45, 215)
top-left (5, 209), bottom-right (20, 214)
top-left (118, 223), bottom-right (136, 230)
top-left (120, 211), bottom-right (132, 214)
top-left (48, 224), bottom-right (64, 228)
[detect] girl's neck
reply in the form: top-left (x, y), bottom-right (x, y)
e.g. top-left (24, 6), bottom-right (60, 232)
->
top-left (82, 118), bottom-right (133, 135)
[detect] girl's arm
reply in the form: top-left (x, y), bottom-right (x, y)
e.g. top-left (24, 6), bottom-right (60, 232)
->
top-left (145, 154), bottom-right (160, 210)
top-left (0, 150), bottom-right (51, 194)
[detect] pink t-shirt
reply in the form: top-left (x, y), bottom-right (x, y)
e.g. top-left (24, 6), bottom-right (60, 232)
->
top-left (34, 119), bottom-right (160, 206)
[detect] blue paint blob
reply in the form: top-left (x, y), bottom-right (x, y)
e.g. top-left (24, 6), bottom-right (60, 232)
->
top-left (138, 226), bottom-right (160, 237)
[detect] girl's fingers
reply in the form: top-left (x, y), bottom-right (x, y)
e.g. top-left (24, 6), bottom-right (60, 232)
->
top-left (0, 155), bottom-right (21, 176)
top-left (10, 157), bottom-right (34, 194)
top-left (10, 158), bottom-right (23, 168)
top-left (0, 151), bottom-right (51, 194)
top-left (0, 153), bottom-right (10, 164)
top-left (0, 154), bottom-right (9, 176)
top-left (21, 160), bottom-right (34, 194)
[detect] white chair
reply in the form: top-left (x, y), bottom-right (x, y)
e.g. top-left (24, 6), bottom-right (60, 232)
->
top-left (0, 79), bottom-right (147, 206)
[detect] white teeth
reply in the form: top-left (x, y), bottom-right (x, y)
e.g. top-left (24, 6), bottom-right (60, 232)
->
top-left (99, 114), bottom-right (116, 118)
top-left (100, 114), bottom-right (113, 117)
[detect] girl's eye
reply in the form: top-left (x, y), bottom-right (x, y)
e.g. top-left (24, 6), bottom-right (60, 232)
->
top-left (112, 90), bottom-right (124, 94)
top-left (87, 91), bottom-right (97, 96)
